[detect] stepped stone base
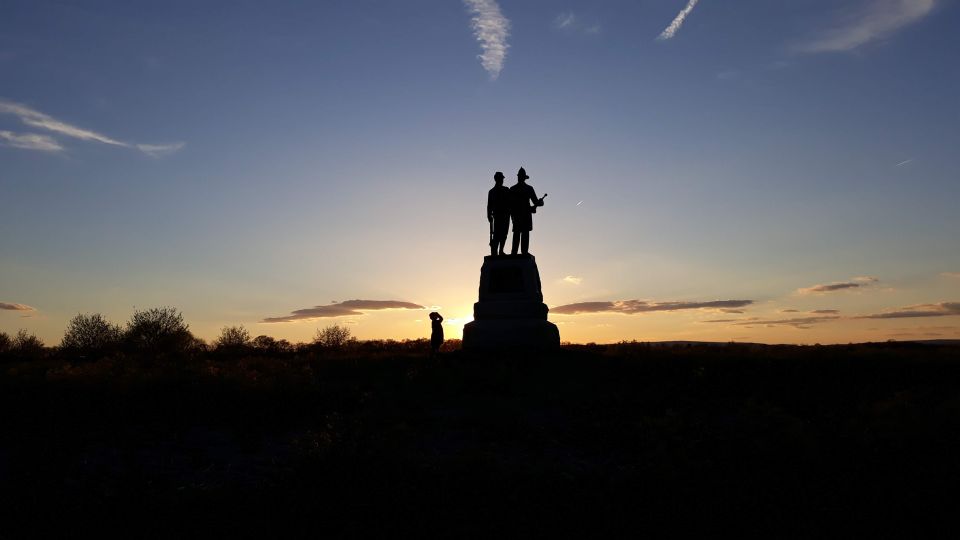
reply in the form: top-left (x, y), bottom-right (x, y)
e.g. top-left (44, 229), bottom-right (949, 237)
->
top-left (462, 319), bottom-right (560, 350)
top-left (461, 254), bottom-right (560, 351)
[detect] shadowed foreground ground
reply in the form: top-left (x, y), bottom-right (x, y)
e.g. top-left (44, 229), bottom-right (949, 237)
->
top-left (2, 342), bottom-right (959, 537)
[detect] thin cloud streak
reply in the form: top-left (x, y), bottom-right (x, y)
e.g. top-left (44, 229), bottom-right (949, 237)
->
top-left (858, 302), bottom-right (960, 319)
top-left (0, 302), bottom-right (36, 311)
top-left (464, 0), bottom-right (510, 79)
top-left (706, 315), bottom-right (841, 329)
top-left (796, 0), bottom-right (936, 53)
top-left (657, 0), bottom-right (701, 41)
top-left (0, 99), bottom-right (126, 146)
top-left (0, 98), bottom-right (183, 156)
top-left (0, 130), bottom-right (62, 151)
top-left (552, 299), bottom-right (753, 315)
top-left (263, 299), bottom-right (425, 323)
top-left (137, 142), bottom-right (186, 158)
top-left (798, 277), bottom-right (878, 295)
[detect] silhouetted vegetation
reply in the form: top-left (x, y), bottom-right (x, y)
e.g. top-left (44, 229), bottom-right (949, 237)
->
top-left (5, 329), bottom-right (45, 361)
top-left (1, 337), bottom-right (959, 537)
top-left (61, 313), bottom-right (122, 359)
top-left (123, 306), bottom-right (193, 355)
top-left (251, 334), bottom-right (294, 355)
top-left (214, 325), bottom-right (251, 354)
top-left (313, 324), bottom-right (355, 351)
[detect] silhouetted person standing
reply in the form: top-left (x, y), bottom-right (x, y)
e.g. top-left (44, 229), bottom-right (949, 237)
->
top-left (429, 312), bottom-right (444, 356)
top-left (487, 171), bottom-right (511, 256)
top-left (509, 167), bottom-right (545, 255)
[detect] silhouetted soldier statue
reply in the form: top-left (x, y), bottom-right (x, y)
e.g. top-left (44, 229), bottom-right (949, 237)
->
top-left (509, 167), bottom-right (546, 255)
top-left (487, 171), bottom-right (511, 256)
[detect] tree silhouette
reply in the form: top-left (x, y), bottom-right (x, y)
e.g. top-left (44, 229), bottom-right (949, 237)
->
top-left (252, 335), bottom-right (293, 354)
top-left (124, 307), bottom-right (193, 355)
top-left (215, 325), bottom-right (251, 352)
top-left (61, 313), bottom-right (122, 358)
top-left (314, 324), bottom-right (354, 351)
top-left (11, 329), bottom-right (44, 360)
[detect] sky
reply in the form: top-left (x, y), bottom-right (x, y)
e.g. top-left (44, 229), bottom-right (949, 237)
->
top-left (2, 0), bottom-right (959, 345)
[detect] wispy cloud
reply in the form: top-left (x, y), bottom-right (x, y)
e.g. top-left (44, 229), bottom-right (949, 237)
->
top-left (553, 12), bottom-right (600, 35)
top-left (706, 315), bottom-right (841, 329)
top-left (941, 272), bottom-right (960, 279)
top-left (137, 142), bottom-right (186, 158)
top-left (796, 0), bottom-right (937, 53)
top-left (0, 99), bottom-right (126, 146)
top-left (657, 0), bottom-right (701, 41)
top-left (798, 276), bottom-right (878, 295)
top-left (858, 302), bottom-right (960, 319)
top-left (464, 0), bottom-right (510, 79)
top-left (552, 299), bottom-right (753, 315)
top-left (562, 276), bottom-right (582, 285)
top-left (0, 302), bottom-right (35, 311)
top-left (0, 130), bottom-right (62, 152)
top-left (0, 98), bottom-right (184, 156)
top-left (263, 299), bottom-right (425, 323)
top-left (896, 159), bottom-right (913, 167)
top-left (555, 12), bottom-right (576, 29)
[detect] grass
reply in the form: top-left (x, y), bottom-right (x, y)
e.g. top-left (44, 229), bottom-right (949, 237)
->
top-left (1, 342), bottom-right (959, 537)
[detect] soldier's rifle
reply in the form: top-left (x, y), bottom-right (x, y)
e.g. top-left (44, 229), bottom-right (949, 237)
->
top-left (532, 193), bottom-right (547, 213)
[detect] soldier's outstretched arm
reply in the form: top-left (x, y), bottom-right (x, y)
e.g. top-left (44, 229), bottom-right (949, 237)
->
top-left (529, 188), bottom-right (543, 207)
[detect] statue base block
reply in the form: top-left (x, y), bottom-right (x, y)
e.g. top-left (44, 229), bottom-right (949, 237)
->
top-left (462, 319), bottom-right (560, 350)
top-left (461, 254), bottom-right (561, 351)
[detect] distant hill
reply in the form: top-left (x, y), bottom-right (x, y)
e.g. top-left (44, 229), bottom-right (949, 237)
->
top-left (904, 339), bottom-right (960, 346)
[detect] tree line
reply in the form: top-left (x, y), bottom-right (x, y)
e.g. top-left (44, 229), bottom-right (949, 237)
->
top-left (0, 306), bottom-right (444, 362)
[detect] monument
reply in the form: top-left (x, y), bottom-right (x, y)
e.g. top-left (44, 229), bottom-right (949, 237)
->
top-left (462, 167), bottom-right (560, 350)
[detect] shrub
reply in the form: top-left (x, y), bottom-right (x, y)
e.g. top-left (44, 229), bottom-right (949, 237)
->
top-left (61, 313), bottom-right (122, 358)
top-left (215, 325), bottom-right (251, 352)
top-left (124, 307), bottom-right (193, 355)
top-left (11, 329), bottom-right (45, 360)
top-left (251, 335), bottom-right (294, 354)
top-left (187, 336), bottom-right (209, 354)
top-left (0, 331), bottom-right (10, 355)
top-left (314, 325), bottom-right (354, 351)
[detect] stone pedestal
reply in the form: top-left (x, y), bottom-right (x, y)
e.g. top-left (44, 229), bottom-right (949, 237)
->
top-left (462, 255), bottom-right (560, 350)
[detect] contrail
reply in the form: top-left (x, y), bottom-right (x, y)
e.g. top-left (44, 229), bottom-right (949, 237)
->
top-left (896, 159), bottom-right (913, 167)
top-left (657, 0), bottom-right (700, 41)
top-left (464, 0), bottom-right (510, 79)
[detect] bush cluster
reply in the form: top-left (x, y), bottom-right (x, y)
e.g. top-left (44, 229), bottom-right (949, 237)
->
top-left (0, 329), bottom-right (46, 361)
top-left (2, 311), bottom-right (440, 362)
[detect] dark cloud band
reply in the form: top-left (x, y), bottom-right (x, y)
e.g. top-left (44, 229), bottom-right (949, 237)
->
top-left (263, 299), bottom-right (425, 323)
top-left (858, 302), bottom-right (960, 320)
top-left (551, 299), bottom-right (753, 316)
top-left (0, 302), bottom-right (35, 311)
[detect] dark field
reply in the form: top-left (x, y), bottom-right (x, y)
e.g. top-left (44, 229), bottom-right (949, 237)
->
top-left (2, 342), bottom-right (959, 538)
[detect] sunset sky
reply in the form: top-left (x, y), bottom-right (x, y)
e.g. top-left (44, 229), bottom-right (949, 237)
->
top-left (2, 0), bottom-right (959, 345)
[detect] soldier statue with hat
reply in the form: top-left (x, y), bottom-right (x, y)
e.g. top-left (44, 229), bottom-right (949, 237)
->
top-left (509, 167), bottom-right (546, 255)
top-left (487, 171), bottom-right (511, 256)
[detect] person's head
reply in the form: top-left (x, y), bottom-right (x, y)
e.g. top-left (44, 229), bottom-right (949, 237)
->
top-left (429, 311), bottom-right (440, 321)
top-left (517, 167), bottom-right (530, 184)
top-left (494, 171), bottom-right (505, 186)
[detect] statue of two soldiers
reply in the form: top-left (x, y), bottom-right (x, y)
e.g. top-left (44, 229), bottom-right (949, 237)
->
top-left (487, 167), bottom-right (546, 256)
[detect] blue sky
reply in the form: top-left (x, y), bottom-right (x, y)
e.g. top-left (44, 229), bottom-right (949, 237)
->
top-left (2, 0), bottom-right (959, 344)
